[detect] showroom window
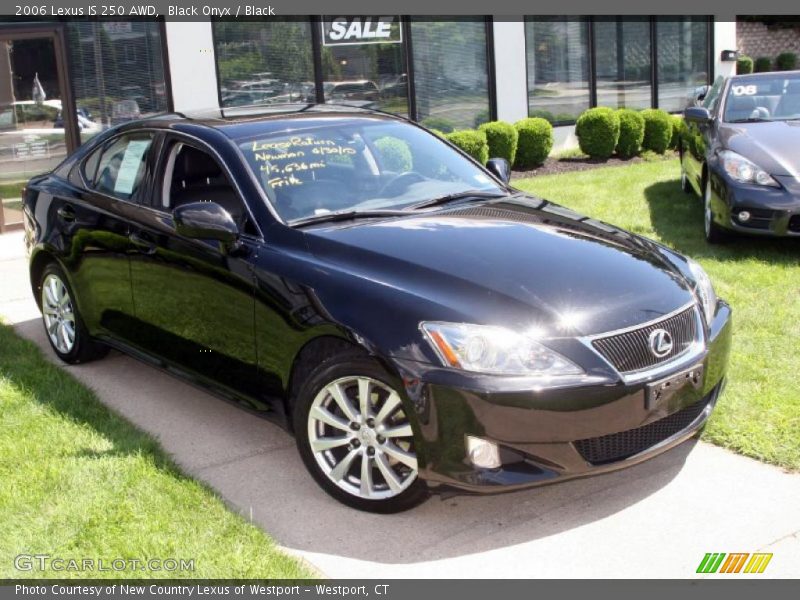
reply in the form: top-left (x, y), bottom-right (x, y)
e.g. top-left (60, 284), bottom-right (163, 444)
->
top-left (66, 22), bottom-right (169, 141)
top-left (410, 18), bottom-right (492, 131)
top-left (525, 17), bottom-right (591, 123)
top-left (594, 17), bottom-right (653, 110)
top-left (213, 20), bottom-right (316, 108)
top-left (656, 18), bottom-right (710, 112)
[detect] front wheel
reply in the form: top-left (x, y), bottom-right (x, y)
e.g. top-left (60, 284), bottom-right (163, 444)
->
top-left (294, 354), bottom-right (428, 512)
top-left (704, 177), bottom-right (728, 244)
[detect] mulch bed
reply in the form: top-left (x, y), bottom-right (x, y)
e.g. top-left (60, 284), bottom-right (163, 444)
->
top-left (511, 151), bottom-right (676, 180)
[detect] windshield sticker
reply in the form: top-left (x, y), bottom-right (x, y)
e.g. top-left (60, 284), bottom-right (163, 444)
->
top-left (249, 136), bottom-right (358, 188)
top-left (731, 85), bottom-right (758, 96)
top-left (113, 139), bottom-right (150, 195)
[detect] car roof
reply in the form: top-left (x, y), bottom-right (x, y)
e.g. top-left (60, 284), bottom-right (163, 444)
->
top-left (730, 69), bottom-right (800, 81)
top-left (118, 103), bottom-right (406, 141)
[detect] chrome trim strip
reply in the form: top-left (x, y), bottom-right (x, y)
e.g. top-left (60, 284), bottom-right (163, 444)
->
top-left (582, 299), bottom-right (697, 341)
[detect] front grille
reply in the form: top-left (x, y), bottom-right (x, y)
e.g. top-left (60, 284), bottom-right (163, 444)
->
top-left (574, 395), bottom-right (712, 465)
top-left (788, 215), bottom-right (800, 233)
top-left (591, 307), bottom-right (698, 373)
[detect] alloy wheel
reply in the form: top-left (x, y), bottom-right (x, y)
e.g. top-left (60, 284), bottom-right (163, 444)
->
top-left (41, 274), bottom-right (76, 354)
top-left (704, 180), bottom-right (712, 238)
top-left (307, 376), bottom-right (418, 500)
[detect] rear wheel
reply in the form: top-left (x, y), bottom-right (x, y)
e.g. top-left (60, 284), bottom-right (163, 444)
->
top-left (704, 177), bottom-right (728, 244)
top-left (294, 354), bottom-right (428, 512)
top-left (680, 163), bottom-right (693, 194)
top-left (39, 263), bottom-right (107, 364)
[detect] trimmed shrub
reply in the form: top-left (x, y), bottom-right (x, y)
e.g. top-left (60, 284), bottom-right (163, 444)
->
top-left (478, 120), bottom-right (519, 165)
top-left (420, 116), bottom-right (455, 133)
top-left (754, 56), bottom-right (773, 73)
top-left (615, 108), bottom-right (645, 158)
top-left (428, 128), bottom-right (446, 138)
top-left (737, 55), bottom-right (754, 74)
top-left (640, 109), bottom-right (673, 154)
top-left (776, 52), bottom-right (798, 71)
top-left (575, 107), bottom-right (620, 159)
top-left (374, 136), bottom-right (413, 172)
top-left (513, 117), bottom-right (554, 168)
top-left (669, 115), bottom-right (686, 150)
top-left (446, 129), bottom-right (489, 165)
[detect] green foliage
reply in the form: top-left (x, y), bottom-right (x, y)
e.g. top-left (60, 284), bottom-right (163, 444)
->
top-left (754, 56), bottom-right (773, 73)
top-left (420, 116), bottom-right (455, 133)
top-left (669, 115), bottom-right (686, 150)
top-left (445, 129), bottom-right (489, 165)
top-left (478, 121), bottom-right (519, 165)
top-left (575, 107), bottom-right (620, 159)
top-left (776, 52), bottom-right (798, 71)
top-left (615, 109), bottom-right (645, 159)
top-left (640, 109), bottom-right (673, 155)
top-left (737, 55), bottom-right (754, 74)
top-left (374, 136), bottom-right (413, 172)
top-left (513, 117), bottom-right (553, 169)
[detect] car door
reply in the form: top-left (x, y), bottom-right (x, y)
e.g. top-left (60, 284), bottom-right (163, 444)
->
top-left (684, 76), bottom-right (725, 194)
top-left (57, 131), bottom-right (156, 341)
top-left (127, 135), bottom-right (262, 401)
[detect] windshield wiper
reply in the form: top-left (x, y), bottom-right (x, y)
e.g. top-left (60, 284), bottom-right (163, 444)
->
top-left (407, 190), bottom-right (507, 211)
top-left (290, 209), bottom-right (410, 228)
top-left (729, 117), bottom-right (772, 123)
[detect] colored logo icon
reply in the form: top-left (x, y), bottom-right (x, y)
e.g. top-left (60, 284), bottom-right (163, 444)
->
top-left (696, 552), bottom-right (773, 574)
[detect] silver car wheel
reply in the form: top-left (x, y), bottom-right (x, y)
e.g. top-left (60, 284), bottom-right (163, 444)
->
top-left (704, 179), bottom-right (713, 238)
top-left (42, 274), bottom-right (76, 355)
top-left (307, 376), bottom-right (418, 500)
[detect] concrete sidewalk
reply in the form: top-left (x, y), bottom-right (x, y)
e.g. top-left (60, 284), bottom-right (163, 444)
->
top-left (1, 230), bottom-right (799, 578)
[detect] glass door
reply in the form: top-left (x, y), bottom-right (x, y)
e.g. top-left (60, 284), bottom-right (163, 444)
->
top-left (0, 29), bottom-right (76, 232)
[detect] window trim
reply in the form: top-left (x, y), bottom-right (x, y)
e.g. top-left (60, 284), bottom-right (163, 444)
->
top-left (82, 131), bottom-right (157, 204)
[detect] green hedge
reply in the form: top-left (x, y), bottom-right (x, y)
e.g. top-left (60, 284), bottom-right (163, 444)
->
top-left (776, 52), bottom-right (798, 71)
top-left (478, 121), bottom-right (519, 165)
top-left (754, 57), bottom-right (773, 73)
top-left (513, 117), bottom-right (553, 168)
top-left (575, 107), bottom-right (620, 159)
top-left (669, 115), bottom-right (686, 150)
top-left (446, 129), bottom-right (489, 165)
top-left (737, 55), bottom-right (754, 74)
top-left (421, 116), bottom-right (455, 133)
top-left (615, 109), bottom-right (645, 159)
top-left (374, 136), bottom-right (413, 172)
top-left (640, 109), bottom-right (673, 154)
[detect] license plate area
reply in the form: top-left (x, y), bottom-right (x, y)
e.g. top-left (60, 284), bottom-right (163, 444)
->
top-left (645, 364), bottom-right (704, 411)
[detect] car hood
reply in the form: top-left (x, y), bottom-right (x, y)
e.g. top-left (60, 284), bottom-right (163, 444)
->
top-left (719, 120), bottom-right (800, 177)
top-left (303, 196), bottom-right (696, 337)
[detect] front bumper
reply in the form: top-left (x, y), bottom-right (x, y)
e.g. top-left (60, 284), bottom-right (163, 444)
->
top-left (709, 168), bottom-right (800, 236)
top-left (392, 301), bottom-right (732, 494)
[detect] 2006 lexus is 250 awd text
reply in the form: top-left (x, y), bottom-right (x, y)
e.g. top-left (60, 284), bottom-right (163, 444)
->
top-left (22, 105), bottom-right (731, 512)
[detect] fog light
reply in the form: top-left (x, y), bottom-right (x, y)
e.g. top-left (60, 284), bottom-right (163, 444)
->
top-left (466, 435), bottom-right (501, 469)
top-left (738, 210), bottom-right (751, 223)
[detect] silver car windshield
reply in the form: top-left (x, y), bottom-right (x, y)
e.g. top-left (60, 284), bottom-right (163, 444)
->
top-left (723, 73), bottom-right (800, 123)
top-left (236, 119), bottom-right (504, 223)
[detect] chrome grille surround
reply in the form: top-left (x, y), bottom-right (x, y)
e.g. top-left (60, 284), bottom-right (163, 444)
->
top-left (584, 302), bottom-right (705, 382)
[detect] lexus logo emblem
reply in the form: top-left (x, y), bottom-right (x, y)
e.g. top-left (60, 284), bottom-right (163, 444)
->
top-left (648, 329), bottom-right (674, 358)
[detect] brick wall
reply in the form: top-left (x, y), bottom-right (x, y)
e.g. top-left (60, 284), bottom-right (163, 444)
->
top-left (737, 21), bottom-right (800, 59)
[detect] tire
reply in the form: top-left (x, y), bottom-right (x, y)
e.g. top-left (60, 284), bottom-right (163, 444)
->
top-left (293, 353), bottom-right (428, 513)
top-left (39, 263), bottom-right (108, 364)
top-left (703, 177), bottom-right (728, 244)
top-left (680, 164), bottom-right (693, 195)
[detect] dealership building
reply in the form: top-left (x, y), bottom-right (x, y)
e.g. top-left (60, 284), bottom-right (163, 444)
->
top-left (0, 16), bottom-right (738, 228)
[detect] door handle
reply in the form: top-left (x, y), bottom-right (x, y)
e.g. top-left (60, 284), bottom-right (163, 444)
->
top-left (129, 232), bottom-right (156, 255)
top-left (57, 205), bottom-right (76, 222)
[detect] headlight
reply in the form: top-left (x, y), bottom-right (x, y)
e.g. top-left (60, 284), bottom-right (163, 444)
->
top-left (687, 259), bottom-right (717, 325)
top-left (718, 150), bottom-right (779, 187)
top-left (420, 322), bottom-right (583, 377)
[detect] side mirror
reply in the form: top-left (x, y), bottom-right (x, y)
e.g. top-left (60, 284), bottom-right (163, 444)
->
top-left (486, 158), bottom-right (511, 184)
top-left (173, 201), bottom-right (239, 247)
top-left (684, 107), bottom-right (712, 124)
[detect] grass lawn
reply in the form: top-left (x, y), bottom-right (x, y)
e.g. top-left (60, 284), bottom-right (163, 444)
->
top-left (0, 323), bottom-right (315, 579)
top-left (514, 159), bottom-right (800, 472)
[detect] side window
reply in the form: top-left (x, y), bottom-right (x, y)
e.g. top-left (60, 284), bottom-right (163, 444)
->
top-left (94, 134), bottom-right (154, 201)
top-left (703, 76), bottom-right (725, 113)
top-left (161, 143), bottom-right (257, 236)
top-left (82, 145), bottom-right (102, 183)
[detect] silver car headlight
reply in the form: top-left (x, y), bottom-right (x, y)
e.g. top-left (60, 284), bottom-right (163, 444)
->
top-left (687, 259), bottom-right (717, 325)
top-left (420, 322), bottom-right (583, 377)
top-left (718, 150), bottom-right (779, 187)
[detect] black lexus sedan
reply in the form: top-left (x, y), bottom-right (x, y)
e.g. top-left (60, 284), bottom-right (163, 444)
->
top-left (22, 105), bottom-right (731, 512)
top-left (682, 70), bottom-right (800, 242)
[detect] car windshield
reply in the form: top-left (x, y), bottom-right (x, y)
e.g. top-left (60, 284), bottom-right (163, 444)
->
top-left (236, 119), bottom-right (505, 223)
top-left (723, 73), bottom-right (800, 122)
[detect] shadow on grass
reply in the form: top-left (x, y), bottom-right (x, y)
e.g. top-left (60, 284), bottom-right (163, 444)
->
top-left (644, 179), bottom-right (800, 262)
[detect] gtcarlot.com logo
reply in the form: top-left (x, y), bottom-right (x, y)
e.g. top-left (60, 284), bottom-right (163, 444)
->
top-left (696, 552), bottom-right (773, 574)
